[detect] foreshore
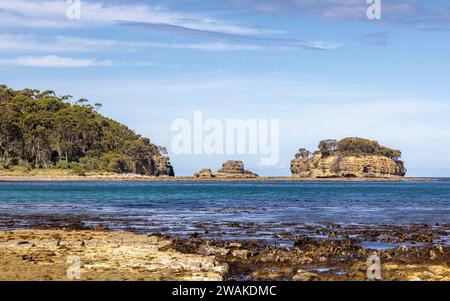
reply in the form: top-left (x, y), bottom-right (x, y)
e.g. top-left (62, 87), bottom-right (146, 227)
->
top-left (0, 221), bottom-right (448, 281)
top-left (0, 174), bottom-right (446, 182)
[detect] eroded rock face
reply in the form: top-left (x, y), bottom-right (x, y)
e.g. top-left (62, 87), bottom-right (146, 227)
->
top-left (215, 161), bottom-right (258, 178)
top-left (0, 230), bottom-right (227, 281)
top-left (291, 154), bottom-right (406, 178)
top-left (152, 156), bottom-right (175, 177)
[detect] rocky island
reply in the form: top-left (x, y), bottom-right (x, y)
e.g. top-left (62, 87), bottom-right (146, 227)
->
top-left (194, 160), bottom-right (258, 179)
top-left (291, 138), bottom-right (407, 178)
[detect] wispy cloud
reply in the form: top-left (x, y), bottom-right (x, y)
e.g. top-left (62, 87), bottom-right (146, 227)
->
top-left (0, 1), bottom-right (343, 51)
top-left (218, 0), bottom-right (418, 18)
top-left (0, 34), bottom-right (343, 53)
top-left (0, 34), bottom-right (118, 52)
top-left (0, 55), bottom-right (112, 67)
top-left (0, 0), bottom-right (269, 36)
top-left (218, 0), bottom-right (450, 30)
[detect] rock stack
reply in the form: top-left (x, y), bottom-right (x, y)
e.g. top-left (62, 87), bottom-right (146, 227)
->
top-left (291, 154), bottom-right (406, 178)
top-left (194, 161), bottom-right (258, 179)
top-left (291, 138), bottom-right (407, 178)
top-left (152, 156), bottom-right (175, 177)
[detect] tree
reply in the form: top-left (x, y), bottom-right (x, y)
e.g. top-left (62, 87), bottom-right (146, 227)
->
top-left (318, 139), bottom-right (338, 156)
top-left (158, 146), bottom-right (168, 155)
top-left (295, 148), bottom-right (311, 159)
top-left (94, 103), bottom-right (103, 111)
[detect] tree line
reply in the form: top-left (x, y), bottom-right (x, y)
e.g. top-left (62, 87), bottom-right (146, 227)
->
top-left (295, 137), bottom-right (402, 161)
top-left (0, 84), bottom-right (170, 175)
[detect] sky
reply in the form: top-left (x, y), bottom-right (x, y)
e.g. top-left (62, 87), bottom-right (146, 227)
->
top-left (1, 0), bottom-right (450, 176)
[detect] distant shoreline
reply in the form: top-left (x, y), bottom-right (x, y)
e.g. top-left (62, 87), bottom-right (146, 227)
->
top-left (0, 174), bottom-right (448, 182)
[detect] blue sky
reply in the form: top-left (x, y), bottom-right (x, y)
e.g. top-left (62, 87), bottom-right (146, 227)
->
top-left (1, 0), bottom-right (450, 176)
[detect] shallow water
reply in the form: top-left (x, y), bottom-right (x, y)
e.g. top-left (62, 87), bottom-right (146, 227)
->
top-left (0, 181), bottom-right (449, 245)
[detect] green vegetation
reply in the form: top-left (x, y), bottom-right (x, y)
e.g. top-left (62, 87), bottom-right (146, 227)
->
top-left (295, 137), bottom-right (402, 161)
top-left (0, 85), bottom-right (173, 176)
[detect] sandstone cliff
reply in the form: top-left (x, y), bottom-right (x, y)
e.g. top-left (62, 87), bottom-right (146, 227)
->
top-left (194, 161), bottom-right (258, 178)
top-left (291, 138), bottom-right (407, 178)
top-left (291, 154), bottom-right (406, 178)
top-left (152, 156), bottom-right (175, 177)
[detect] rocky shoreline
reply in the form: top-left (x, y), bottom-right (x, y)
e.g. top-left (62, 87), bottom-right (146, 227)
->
top-left (0, 219), bottom-right (448, 281)
top-left (0, 174), bottom-right (445, 182)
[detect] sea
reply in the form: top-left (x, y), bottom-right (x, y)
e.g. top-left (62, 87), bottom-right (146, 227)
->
top-left (0, 181), bottom-right (449, 246)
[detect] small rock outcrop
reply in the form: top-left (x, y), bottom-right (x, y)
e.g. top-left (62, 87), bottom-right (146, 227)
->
top-left (291, 138), bottom-right (407, 178)
top-left (152, 156), bottom-right (175, 177)
top-left (194, 161), bottom-right (258, 178)
top-left (194, 168), bottom-right (214, 178)
top-left (216, 161), bottom-right (258, 178)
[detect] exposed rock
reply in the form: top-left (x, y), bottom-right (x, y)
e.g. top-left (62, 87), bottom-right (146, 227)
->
top-left (215, 161), bottom-right (258, 178)
top-left (231, 249), bottom-right (251, 259)
top-left (293, 269), bottom-right (319, 281)
top-left (0, 230), bottom-right (227, 280)
top-left (292, 138), bottom-right (407, 178)
top-left (194, 169), bottom-right (214, 179)
top-left (152, 156), bottom-right (175, 177)
top-left (198, 245), bottom-right (230, 256)
top-left (193, 161), bottom-right (258, 178)
top-left (291, 154), bottom-right (406, 178)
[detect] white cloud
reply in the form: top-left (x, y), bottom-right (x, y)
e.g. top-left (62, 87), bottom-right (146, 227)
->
top-left (0, 1), bottom-right (343, 51)
top-left (0, 0), bottom-right (266, 36)
top-left (0, 55), bottom-right (112, 67)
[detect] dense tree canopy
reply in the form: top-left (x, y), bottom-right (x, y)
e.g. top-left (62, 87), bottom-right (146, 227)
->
top-left (296, 137), bottom-right (402, 161)
top-left (0, 85), bottom-right (172, 175)
top-left (335, 137), bottom-right (402, 161)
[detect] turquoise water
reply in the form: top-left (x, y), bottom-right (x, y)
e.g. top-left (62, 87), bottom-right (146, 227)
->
top-left (0, 181), bottom-right (449, 242)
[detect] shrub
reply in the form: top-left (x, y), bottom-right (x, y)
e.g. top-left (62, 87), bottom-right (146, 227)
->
top-left (79, 157), bottom-right (102, 171)
top-left (55, 160), bottom-right (69, 169)
top-left (101, 153), bottom-right (134, 173)
top-left (68, 162), bottom-right (87, 176)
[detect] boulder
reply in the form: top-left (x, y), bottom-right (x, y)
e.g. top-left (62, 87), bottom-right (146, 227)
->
top-left (293, 269), bottom-right (319, 281)
top-left (194, 168), bottom-right (214, 178)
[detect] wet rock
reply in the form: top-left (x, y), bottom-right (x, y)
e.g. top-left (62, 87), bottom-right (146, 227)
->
top-left (231, 249), bottom-right (251, 259)
top-left (293, 269), bottom-right (319, 281)
top-left (198, 245), bottom-right (230, 256)
top-left (228, 242), bottom-right (242, 248)
top-left (318, 256), bottom-right (328, 263)
top-left (429, 250), bottom-right (437, 260)
top-left (293, 236), bottom-right (317, 251)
